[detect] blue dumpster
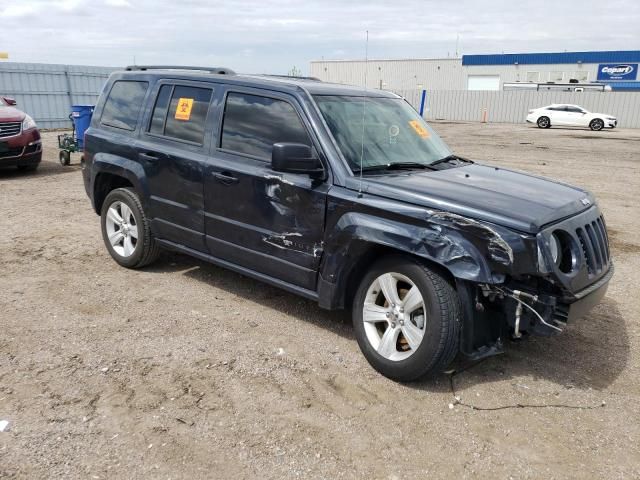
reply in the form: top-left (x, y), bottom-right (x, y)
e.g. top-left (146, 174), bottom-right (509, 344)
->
top-left (71, 105), bottom-right (94, 150)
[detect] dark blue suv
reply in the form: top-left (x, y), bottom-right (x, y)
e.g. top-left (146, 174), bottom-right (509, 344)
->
top-left (82, 66), bottom-right (613, 381)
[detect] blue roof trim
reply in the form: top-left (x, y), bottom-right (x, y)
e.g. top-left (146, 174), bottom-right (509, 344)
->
top-left (463, 51), bottom-right (640, 66)
top-left (607, 81), bottom-right (640, 90)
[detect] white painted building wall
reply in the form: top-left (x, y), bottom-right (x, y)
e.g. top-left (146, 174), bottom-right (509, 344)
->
top-left (310, 58), bottom-right (603, 91)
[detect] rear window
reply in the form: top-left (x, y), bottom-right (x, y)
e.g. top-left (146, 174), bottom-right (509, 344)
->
top-left (220, 92), bottom-right (310, 160)
top-left (149, 84), bottom-right (212, 144)
top-left (100, 80), bottom-right (148, 131)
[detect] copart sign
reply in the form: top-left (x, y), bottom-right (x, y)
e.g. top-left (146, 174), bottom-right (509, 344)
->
top-left (597, 64), bottom-right (638, 81)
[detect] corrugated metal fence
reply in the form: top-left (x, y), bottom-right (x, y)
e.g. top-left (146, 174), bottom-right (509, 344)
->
top-left (398, 89), bottom-right (640, 128)
top-left (0, 62), bottom-right (116, 129)
top-left (2, 61), bottom-right (640, 129)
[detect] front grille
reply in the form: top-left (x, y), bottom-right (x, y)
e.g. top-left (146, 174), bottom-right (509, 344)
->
top-left (0, 121), bottom-right (22, 138)
top-left (576, 215), bottom-right (610, 277)
top-left (0, 146), bottom-right (24, 158)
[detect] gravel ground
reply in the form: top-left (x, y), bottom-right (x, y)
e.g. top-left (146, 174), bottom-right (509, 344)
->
top-left (1, 123), bottom-right (639, 479)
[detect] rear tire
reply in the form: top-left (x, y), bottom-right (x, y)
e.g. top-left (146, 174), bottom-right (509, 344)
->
top-left (100, 188), bottom-right (161, 268)
top-left (352, 255), bottom-right (460, 382)
top-left (537, 116), bottom-right (551, 129)
top-left (589, 118), bottom-right (604, 131)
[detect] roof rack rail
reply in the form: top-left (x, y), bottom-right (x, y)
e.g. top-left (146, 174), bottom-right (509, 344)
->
top-left (125, 65), bottom-right (236, 75)
top-left (259, 74), bottom-right (322, 82)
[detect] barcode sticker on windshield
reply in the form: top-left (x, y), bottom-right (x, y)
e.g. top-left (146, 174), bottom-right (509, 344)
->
top-left (175, 98), bottom-right (194, 121)
top-left (408, 120), bottom-right (430, 138)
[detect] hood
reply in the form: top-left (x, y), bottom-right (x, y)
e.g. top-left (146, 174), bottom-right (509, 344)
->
top-left (357, 164), bottom-right (594, 233)
top-left (0, 106), bottom-right (26, 122)
top-left (590, 112), bottom-right (615, 119)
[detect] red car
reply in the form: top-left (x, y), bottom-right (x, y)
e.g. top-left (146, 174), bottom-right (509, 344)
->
top-left (0, 96), bottom-right (42, 171)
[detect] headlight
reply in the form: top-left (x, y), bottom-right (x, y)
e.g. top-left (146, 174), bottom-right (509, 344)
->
top-left (548, 233), bottom-right (560, 265)
top-left (606, 117), bottom-right (616, 121)
top-left (22, 115), bottom-right (37, 131)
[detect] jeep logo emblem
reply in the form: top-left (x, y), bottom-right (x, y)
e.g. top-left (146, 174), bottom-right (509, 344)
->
top-left (601, 65), bottom-right (634, 76)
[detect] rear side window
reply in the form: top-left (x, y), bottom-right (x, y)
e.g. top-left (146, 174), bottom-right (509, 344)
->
top-left (220, 92), bottom-right (310, 160)
top-left (149, 85), bottom-right (212, 144)
top-left (101, 80), bottom-right (148, 131)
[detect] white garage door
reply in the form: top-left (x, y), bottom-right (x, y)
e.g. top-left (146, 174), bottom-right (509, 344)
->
top-left (467, 75), bottom-right (500, 91)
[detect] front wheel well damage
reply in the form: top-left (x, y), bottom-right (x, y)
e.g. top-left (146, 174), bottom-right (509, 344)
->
top-left (341, 242), bottom-right (457, 310)
top-left (93, 173), bottom-right (134, 214)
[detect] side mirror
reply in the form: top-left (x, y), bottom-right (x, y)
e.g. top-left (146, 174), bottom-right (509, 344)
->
top-left (2, 97), bottom-right (17, 106)
top-left (272, 143), bottom-right (323, 176)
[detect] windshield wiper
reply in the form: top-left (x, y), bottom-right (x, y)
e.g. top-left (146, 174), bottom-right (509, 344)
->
top-left (430, 154), bottom-right (473, 167)
top-left (353, 162), bottom-right (436, 174)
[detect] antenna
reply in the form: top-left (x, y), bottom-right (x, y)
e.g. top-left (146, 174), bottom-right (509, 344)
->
top-left (358, 30), bottom-right (369, 197)
top-left (455, 34), bottom-right (459, 58)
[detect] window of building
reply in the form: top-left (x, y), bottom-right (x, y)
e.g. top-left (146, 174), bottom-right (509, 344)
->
top-left (573, 71), bottom-right (589, 82)
top-left (149, 84), bottom-right (212, 144)
top-left (220, 93), bottom-right (311, 160)
top-left (526, 71), bottom-right (540, 83)
top-left (549, 71), bottom-right (564, 82)
top-left (101, 81), bottom-right (148, 131)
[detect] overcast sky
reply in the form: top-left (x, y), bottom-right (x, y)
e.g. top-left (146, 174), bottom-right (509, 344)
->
top-left (1, 0), bottom-right (638, 74)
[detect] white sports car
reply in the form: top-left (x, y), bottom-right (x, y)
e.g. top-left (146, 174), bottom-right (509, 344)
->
top-left (526, 104), bottom-right (617, 131)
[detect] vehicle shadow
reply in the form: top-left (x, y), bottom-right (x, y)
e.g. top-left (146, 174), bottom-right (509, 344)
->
top-left (416, 297), bottom-right (629, 393)
top-left (147, 251), bottom-right (629, 392)
top-left (0, 160), bottom-right (81, 179)
top-left (145, 251), bottom-right (354, 340)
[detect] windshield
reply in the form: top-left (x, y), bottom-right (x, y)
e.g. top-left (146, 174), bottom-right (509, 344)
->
top-left (314, 95), bottom-right (452, 172)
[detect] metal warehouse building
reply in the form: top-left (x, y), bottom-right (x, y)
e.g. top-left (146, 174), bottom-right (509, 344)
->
top-left (310, 50), bottom-right (640, 92)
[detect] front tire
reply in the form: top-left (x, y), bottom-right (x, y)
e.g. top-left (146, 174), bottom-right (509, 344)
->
top-left (352, 256), bottom-right (460, 382)
top-left (537, 116), bottom-right (551, 129)
top-left (59, 150), bottom-right (71, 166)
top-left (100, 188), bottom-right (160, 268)
top-left (590, 118), bottom-right (604, 131)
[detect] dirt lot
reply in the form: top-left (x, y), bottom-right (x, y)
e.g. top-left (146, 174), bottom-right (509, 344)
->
top-left (1, 123), bottom-right (639, 479)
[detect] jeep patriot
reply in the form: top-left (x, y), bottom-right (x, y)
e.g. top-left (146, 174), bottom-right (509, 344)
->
top-left (82, 66), bottom-right (613, 381)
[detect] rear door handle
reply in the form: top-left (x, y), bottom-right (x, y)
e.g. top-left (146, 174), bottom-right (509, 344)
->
top-left (139, 152), bottom-right (161, 163)
top-left (212, 171), bottom-right (239, 185)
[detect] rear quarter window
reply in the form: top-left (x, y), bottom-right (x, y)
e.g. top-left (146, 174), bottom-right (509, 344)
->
top-left (100, 80), bottom-right (149, 131)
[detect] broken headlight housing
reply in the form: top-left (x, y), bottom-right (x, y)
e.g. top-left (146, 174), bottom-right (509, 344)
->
top-left (538, 230), bottom-right (578, 274)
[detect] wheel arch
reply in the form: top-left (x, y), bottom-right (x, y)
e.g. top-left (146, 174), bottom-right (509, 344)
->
top-left (91, 154), bottom-right (148, 214)
top-left (317, 212), bottom-right (503, 310)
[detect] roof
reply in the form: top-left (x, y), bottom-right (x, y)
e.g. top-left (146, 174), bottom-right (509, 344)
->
top-left (117, 67), bottom-right (397, 97)
top-left (462, 50), bottom-right (640, 66)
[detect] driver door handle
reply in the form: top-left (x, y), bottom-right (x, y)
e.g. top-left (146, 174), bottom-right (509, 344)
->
top-left (212, 171), bottom-right (239, 185)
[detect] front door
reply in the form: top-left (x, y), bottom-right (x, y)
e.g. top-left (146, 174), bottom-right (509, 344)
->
top-left (136, 81), bottom-right (215, 251)
top-left (204, 88), bottom-right (328, 290)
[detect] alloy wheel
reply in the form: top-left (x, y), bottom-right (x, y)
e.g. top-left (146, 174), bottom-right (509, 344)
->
top-left (105, 201), bottom-right (139, 257)
top-left (362, 272), bottom-right (427, 361)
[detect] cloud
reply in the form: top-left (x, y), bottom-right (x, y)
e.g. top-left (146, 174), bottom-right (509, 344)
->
top-left (1, 0), bottom-right (638, 74)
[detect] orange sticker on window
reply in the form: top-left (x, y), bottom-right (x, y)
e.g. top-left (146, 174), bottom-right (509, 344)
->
top-left (408, 120), bottom-right (430, 138)
top-left (175, 98), bottom-right (194, 121)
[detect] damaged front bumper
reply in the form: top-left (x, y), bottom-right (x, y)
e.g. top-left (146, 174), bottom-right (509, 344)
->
top-left (457, 263), bottom-right (613, 361)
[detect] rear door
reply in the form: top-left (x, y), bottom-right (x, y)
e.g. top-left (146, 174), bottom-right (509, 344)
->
top-left (203, 87), bottom-right (329, 290)
top-left (136, 81), bottom-right (215, 251)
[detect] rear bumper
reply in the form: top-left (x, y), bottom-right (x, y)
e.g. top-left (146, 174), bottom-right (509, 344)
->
top-left (0, 128), bottom-right (42, 167)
